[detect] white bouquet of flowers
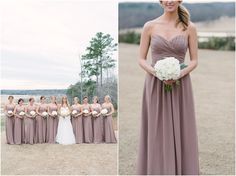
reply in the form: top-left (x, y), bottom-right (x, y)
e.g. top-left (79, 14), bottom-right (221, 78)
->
top-left (101, 109), bottom-right (108, 116)
top-left (42, 111), bottom-right (48, 118)
top-left (52, 111), bottom-right (58, 116)
top-left (83, 109), bottom-right (89, 114)
top-left (19, 111), bottom-right (25, 116)
top-left (61, 109), bottom-right (69, 117)
top-left (92, 111), bottom-right (98, 117)
top-left (72, 110), bottom-right (78, 115)
top-left (7, 110), bottom-right (13, 116)
top-left (30, 110), bottom-right (36, 117)
top-left (154, 57), bottom-right (187, 91)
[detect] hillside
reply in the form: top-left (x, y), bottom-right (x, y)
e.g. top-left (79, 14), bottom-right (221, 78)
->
top-left (119, 2), bottom-right (235, 29)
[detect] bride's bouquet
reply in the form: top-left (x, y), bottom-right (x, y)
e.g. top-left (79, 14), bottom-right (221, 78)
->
top-left (42, 111), bottom-right (48, 118)
top-left (101, 109), bottom-right (108, 116)
top-left (154, 57), bottom-right (187, 92)
top-left (61, 109), bottom-right (69, 118)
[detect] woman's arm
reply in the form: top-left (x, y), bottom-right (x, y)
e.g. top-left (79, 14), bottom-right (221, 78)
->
top-left (14, 106), bottom-right (21, 118)
top-left (47, 106), bottom-right (52, 116)
top-left (75, 105), bottom-right (83, 117)
top-left (138, 21), bottom-right (156, 76)
top-left (25, 106), bottom-right (32, 118)
top-left (179, 22), bottom-right (198, 78)
top-left (107, 103), bottom-right (115, 116)
top-left (36, 105), bottom-right (41, 116)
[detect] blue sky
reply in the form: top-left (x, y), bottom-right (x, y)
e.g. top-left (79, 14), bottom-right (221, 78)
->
top-left (1, 0), bottom-right (118, 90)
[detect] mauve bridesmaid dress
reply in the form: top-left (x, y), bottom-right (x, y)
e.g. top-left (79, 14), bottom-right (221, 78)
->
top-left (83, 105), bottom-right (93, 143)
top-left (35, 104), bottom-right (47, 143)
top-left (103, 107), bottom-right (117, 143)
top-left (46, 103), bottom-right (58, 143)
top-left (14, 105), bottom-right (25, 144)
top-left (24, 105), bottom-right (36, 144)
top-left (92, 105), bottom-right (104, 143)
top-left (5, 104), bottom-right (15, 144)
top-left (136, 34), bottom-right (199, 175)
top-left (71, 105), bottom-right (84, 144)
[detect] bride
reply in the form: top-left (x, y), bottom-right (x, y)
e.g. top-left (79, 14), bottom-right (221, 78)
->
top-left (56, 96), bottom-right (75, 145)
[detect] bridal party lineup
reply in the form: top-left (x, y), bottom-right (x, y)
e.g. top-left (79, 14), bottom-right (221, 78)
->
top-left (4, 95), bottom-right (117, 145)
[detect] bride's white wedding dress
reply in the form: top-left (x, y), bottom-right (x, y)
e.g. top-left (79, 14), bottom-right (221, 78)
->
top-left (56, 106), bottom-right (75, 145)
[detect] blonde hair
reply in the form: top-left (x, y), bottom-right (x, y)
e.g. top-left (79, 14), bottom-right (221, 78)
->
top-left (176, 4), bottom-right (190, 31)
top-left (160, 1), bottom-right (190, 31)
top-left (105, 95), bottom-right (111, 102)
top-left (93, 96), bottom-right (99, 103)
top-left (73, 97), bottom-right (80, 103)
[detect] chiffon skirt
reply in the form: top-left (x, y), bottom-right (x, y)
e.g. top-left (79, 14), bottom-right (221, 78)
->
top-left (137, 73), bottom-right (199, 175)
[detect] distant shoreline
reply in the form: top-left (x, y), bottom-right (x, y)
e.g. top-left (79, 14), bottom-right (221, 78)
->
top-left (1, 89), bottom-right (67, 95)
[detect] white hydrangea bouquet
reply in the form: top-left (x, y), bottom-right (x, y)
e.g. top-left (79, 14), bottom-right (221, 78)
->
top-left (83, 109), bottom-right (89, 116)
top-left (19, 111), bottom-right (25, 116)
top-left (154, 57), bottom-right (187, 92)
top-left (101, 109), bottom-right (108, 116)
top-left (42, 111), bottom-right (48, 118)
top-left (7, 110), bottom-right (13, 116)
top-left (30, 110), bottom-right (36, 118)
top-left (52, 111), bottom-right (58, 117)
top-left (61, 109), bottom-right (69, 118)
top-left (72, 110), bottom-right (78, 116)
top-left (92, 110), bottom-right (98, 117)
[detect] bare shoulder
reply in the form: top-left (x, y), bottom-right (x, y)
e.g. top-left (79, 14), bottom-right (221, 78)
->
top-left (187, 21), bottom-right (197, 34)
top-left (142, 19), bottom-right (158, 33)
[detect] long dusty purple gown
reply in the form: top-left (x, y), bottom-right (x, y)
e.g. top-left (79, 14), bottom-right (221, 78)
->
top-left (24, 105), bottom-right (36, 144)
top-left (5, 103), bottom-right (15, 144)
top-left (71, 105), bottom-right (84, 144)
top-left (136, 34), bottom-right (199, 175)
top-left (46, 103), bottom-right (58, 143)
top-left (103, 106), bottom-right (117, 143)
top-left (14, 105), bottom-right (25, 144)
top-left (82, 105), bottom-right (93, 143)
top-left (91, 105), bottom-right (104, 143)
top-left (35, 104), bottom-right (47, 143)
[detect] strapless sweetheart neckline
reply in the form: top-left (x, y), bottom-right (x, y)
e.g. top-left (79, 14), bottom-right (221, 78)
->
top-left (151, 34), bottom-right (188, 43)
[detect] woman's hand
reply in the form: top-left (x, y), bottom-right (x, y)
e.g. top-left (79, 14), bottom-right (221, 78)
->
top-left (163, 79), bottom-right (176, 85)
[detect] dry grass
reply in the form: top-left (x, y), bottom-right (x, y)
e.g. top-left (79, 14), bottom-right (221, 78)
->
top-left (1, 132), bottom-right (117, 175)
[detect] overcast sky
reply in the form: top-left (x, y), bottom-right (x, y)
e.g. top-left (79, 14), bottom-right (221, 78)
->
top-left (1, 0), bottom-right (118, 90)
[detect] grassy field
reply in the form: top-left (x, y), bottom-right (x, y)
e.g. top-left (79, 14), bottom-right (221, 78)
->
top-left (118, 43), bottom-right (235, 175)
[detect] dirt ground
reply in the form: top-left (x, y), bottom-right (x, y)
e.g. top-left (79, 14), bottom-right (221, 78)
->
top-left (1, 131), bottom-right (117, 175)
top-left (118, 43), bottom-right (235, 175)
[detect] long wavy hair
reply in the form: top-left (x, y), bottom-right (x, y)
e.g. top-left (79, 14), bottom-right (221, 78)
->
top-left (61, 96), bottom-right (70, 107)
top-left (160, 1), bottom-right (190, 31)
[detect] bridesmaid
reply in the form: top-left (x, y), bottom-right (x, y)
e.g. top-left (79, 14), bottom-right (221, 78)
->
top-left (136, 1), bottom-right (199, 174)
top-left (35, 96), bottom-right (48, 143)
top-left (91, 96), bottom-right (103, 143)
top-left (82, 96), bottom-right (93, 143)
top-left (101, 95), bottom-right (117, 143)
top-left (4, 96), bottom-right (15, 144)
top-left (46, 96), bottom-right (58, 143)
top-left (24, 97), bottom-right (37, 144)
top-left (71, 97), bottom-right (84, 144)
top-left (13, 98), bottom-right (25, 144)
